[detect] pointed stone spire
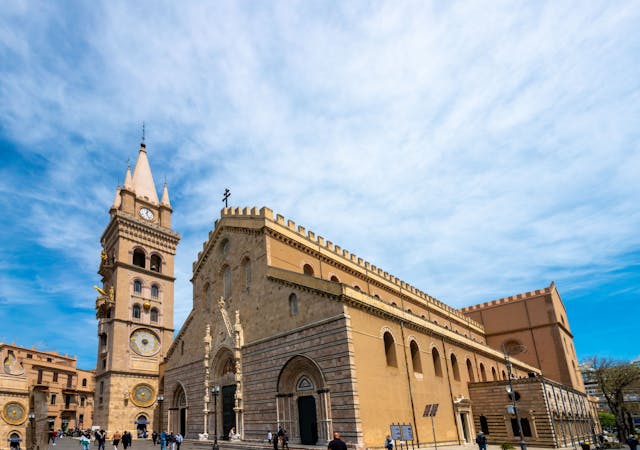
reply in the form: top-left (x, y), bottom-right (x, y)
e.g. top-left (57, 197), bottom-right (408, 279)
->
top-left (161, 182), bottom-right (171, 207)
top-left (131, 143), bottom-right (159, 203)
top-left (123, 165), bottom-right (133, 190)
top-left (111, 187), bottom-right (122, 210)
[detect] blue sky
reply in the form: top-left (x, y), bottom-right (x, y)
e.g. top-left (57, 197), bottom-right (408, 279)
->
top-left (1, 1), bottom-right (639, 370)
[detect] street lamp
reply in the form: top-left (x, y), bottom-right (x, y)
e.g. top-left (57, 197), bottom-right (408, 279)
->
top-left (503, 343), bottom-right (527, 450)
top-left (157, 395), bottom-right (164, 432)
top-left (211, 386), bottom-right (220, 450)
top-left (28, 412), bottom-right (36, 450)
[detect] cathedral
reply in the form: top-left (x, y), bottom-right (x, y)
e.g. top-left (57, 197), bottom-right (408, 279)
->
top-left (88, 141), bottom-right (598, 450)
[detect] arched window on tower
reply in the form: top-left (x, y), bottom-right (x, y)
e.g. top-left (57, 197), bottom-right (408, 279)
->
top-left (100, 333), bottom-right (107, 352)
top-left (303, 264), bottom-right (314, 276)
top-left (330, 275), bottom-right (340, 282)
top-left (383, 332), bottom-right (397, 367)
top-left (133, 249), bottom-right (145, 268)
top-left (492, 366), bottom-right (498, 381)
top-left (432, 348), bottom-right (443, 377)
top-left (466, 358), bottom-right (475, 382)
top-left (410, 340), bottom-right (422, 375)
top-left (223, 266), bottom-right (232, 299)
top-left (132, 304), bottom-right (141, 319)
top-left (151, 284), bottom-right (159, 299)
top-left (133, 280), bottom-right (142, 294)
top-left (150, 308), bottom-right (158, 323)
top-left (451, 354), bottom-right (461, 381)
top-left (150, 254), bottom-right (162, 273)
top-left (502, 369), bottom-right (507, 380)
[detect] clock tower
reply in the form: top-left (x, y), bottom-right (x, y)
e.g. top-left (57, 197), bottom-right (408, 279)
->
top-left (94, 141), bottom-right (180, 433)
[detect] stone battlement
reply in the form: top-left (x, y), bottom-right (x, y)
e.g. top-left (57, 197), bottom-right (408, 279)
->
top-left (459, 282), bottom-right (554, 313)
top-left (205, 206), bottom-right (481, 329)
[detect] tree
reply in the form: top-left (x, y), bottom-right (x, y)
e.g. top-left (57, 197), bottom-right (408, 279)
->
top-left (598, 412), bottom-right (616, 429)
top-left (587, 357), bottom-right (640, 441)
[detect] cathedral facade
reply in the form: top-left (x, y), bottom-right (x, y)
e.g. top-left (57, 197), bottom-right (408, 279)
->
top-left (160, 206), bottom-right (594, 449)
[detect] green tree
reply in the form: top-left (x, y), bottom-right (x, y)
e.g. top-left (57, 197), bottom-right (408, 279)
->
top-left (598, 412), bottom-right (616, 429)
top-left (587, 357), bottom-right (640, 441)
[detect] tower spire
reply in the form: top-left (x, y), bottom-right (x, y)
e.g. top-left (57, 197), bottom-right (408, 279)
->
top-left (131, 138), bottom-right (159, 203)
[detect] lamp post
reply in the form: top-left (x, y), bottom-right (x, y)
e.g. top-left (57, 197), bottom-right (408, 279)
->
top-left (211, 386), bottom-right (220, 450)
top-left (157, 395), bottom-right (164, 432)
top-left (503, 343), bottom-right (527, 450)
top-left (28, 412), bottom-right (36, 450)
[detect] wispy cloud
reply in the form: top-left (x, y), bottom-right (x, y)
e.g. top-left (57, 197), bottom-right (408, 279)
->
top-left (1, 0), bottom-right (639, 366)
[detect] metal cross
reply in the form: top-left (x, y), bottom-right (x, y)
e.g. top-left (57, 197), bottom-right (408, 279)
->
top-left (142, 122), bottom-right (146, 143)
top-left (222, 188), bottom-right (231, 207)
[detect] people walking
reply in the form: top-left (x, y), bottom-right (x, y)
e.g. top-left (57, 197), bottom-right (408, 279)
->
top-left (272, 431), bottom-right (279, 450)
top-left (96, 430), bottom-right (106, 450)
top-left (112, 431), bottom-right (122, 450)
top-left (627, 435), bottom-right (639, 450)
top-left (122, 431), bottom-right (131, 450)
top-left (385, 435), bottom-right (393, 450)
top-left (152, 432), bottom-right (158, 446)
top-left (327, 432), bottom-right (347, 450)
top-left (282, 431), bottom-right (289, 450)
top-left (159, 432), bottom-right (167, 450)
top-left (475, 432), bottom-right (487, 450)
top-left (175, 433), bottom-right (183, 450)
top-left (81, 432), bottom-right (91, 450)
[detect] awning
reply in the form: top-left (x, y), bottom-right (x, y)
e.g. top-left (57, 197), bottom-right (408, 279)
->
top-left (135, 420), bottom-right (149, 425)
top-left (8, 438), bottom-right (22, 443)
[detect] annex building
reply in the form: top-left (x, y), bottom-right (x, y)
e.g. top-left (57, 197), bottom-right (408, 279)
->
top-left (85, 140), bottom-right (597, 450)
top-left (0, 343), bottom-right (95, 450)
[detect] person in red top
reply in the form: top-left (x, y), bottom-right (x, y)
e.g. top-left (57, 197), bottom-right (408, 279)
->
top-left (328, 432), bottom-right (347, 450)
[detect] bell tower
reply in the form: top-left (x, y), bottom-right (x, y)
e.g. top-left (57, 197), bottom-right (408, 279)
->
top-left (94, 140), bottom-right (180, 433)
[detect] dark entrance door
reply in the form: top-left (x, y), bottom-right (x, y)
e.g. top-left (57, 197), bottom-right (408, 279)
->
top-left (222, 385), bottom-right (236, 439)
top-left (179, 408), bottom-right (186, 437)
top-left (297, 396), bottom-right (318, 445)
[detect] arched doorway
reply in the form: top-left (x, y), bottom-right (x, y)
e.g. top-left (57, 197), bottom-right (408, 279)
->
top-left (136, 414), bottom-right (149, 438)
top-left (277, 355), bottom-right (331, 445)
top-left (211, 348), bottom-right (237, 440)
top-left (173, 385), bottom-right (187, 437)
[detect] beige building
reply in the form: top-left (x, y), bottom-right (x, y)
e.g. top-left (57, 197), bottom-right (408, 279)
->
top-left (92, 141), bottom-right (180, 435)
top-left (159, 204), bottom-right (595, 449)
top-left (0, 343), bottom-right (95, 450)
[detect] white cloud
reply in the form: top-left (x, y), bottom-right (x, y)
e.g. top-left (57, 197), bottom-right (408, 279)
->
top-left (1, 0), bottom-right (639, 362)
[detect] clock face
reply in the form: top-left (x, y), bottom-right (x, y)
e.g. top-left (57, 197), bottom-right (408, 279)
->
top-left (2, 402), bottom-right (26, 425)
top-left (139, 208), bottom-right (154, 220)
top-left (130, 383), bottom-right (155, 407)
top-left (129, 329), bottom-right (160, 356)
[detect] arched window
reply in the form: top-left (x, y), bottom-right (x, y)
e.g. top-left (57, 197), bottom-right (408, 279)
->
top-left (432, 348), bottom-right (442, 377)
top-left (289, 293), bottom-right (298, 316)
top-left (502, 370), bottom-right (507, 380)
top-left (354, 285), bottom-right (361, 292)
top-left (480, 363), bottom-right (487, 381)
top-left (466, 359), bottom-right (475, 382)
top-left (220, 238), bottom-right (230, 255)
top-left (133, 280), bottom-right (142, 294)
top-left (491, 366), bottom-right (498, 381)
top-left (223, 266), bottom-right (232, 299)
top-left (330, 275), bottom-right (340, 282)
top-left (303, 264), bottom-right (314, 276)
top-left (243, 259), bottom-right (251, 289)
top-left (80, 397), bottom-right (86, 407)
top-left (132, 304), bottom-right (141, 319)
top-left (383, 332), bottom-right (397, 367)
top-left (132, 249), bottom-right (145, 268)
top-left (410, 340), bottom-right (422, 375)
top-left (451, 354), bottom-right (460, 381)
top-left (150, 254), bottom-right (162, 272)
top-left (480, 415), bottom-right (489, 434)
top-left (204, 283), bottom-right (211, 311)
top-left (82, 378), bottom-right (87, 387)
top-left (151, 284), bottom-right (159, 299)
top-left (100, 333), bottom-right (107, 351)
top-left (150, 308), bottom-right (158, 322)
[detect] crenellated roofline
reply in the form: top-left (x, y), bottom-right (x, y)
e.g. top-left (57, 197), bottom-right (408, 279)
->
top-left (192, 206), bottom-right (484, 332)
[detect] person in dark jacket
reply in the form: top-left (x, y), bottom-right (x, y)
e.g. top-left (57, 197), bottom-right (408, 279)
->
top-left (475, 432), bottom-right (487, 450)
